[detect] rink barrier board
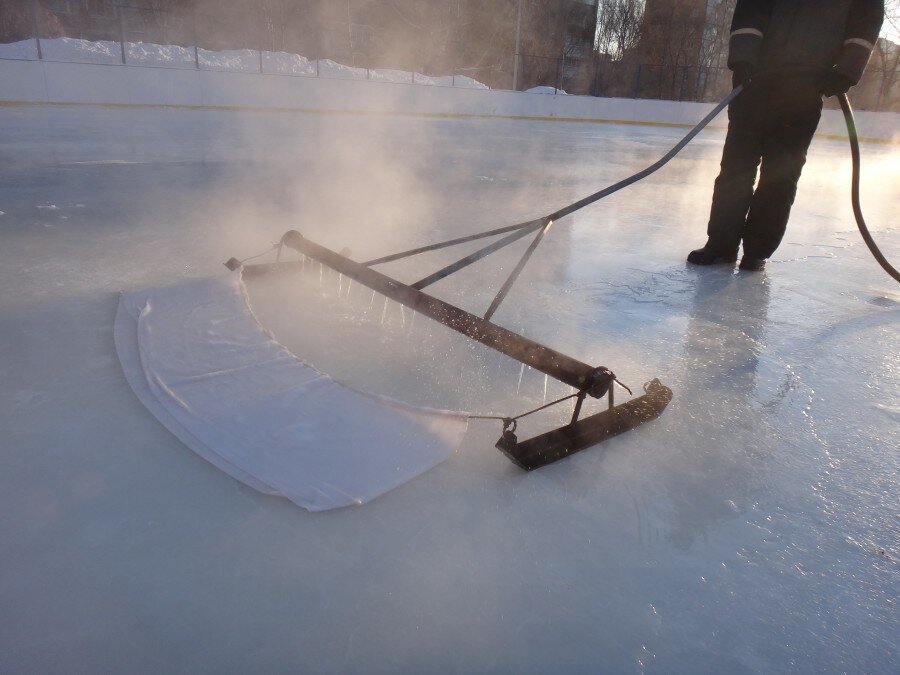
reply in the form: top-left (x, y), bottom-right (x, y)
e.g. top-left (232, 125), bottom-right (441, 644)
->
top-left (0, 58), bottom-right (896, 144)
top-left (0, 99), bottom-right (895, 145)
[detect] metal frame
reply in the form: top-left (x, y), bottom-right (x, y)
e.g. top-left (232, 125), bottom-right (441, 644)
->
top-left (230, 228), bottom-right (673, 469)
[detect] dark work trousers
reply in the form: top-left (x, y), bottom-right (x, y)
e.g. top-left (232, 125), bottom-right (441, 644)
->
top-left (707, 79), bottom-right (823, 259)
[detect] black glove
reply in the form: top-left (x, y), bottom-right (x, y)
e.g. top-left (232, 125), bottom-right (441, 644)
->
top-left (731, 62), bottom-right (754, 89)
top-left (822, 70), bottom-right (854, 97)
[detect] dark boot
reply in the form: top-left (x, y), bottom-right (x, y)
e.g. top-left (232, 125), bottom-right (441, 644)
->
top-left (687, 244), bottom-right (738, 266)
top-left (739, 255), bottom-right (766, 271)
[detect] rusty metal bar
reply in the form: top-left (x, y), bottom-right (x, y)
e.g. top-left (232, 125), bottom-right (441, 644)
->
top-left (498, 379), bottom-right (673, 470)
top-left (362, 218), bottom-right (542, 267)
top-left (409, 219), bottom-right (545, 291)
top-left (483, 219), bottom-right (552, 321)
top-left (277, 230), bottom-right (607, 394)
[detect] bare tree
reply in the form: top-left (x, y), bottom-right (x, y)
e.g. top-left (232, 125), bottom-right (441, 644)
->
top-left (1, 0), bottom-right (65, 42)
top-left (595, 0), bottom-right (644, 61)
top-left (381, 0), bottom-right (474, 71)
top-left (139, 0), bottom-right (195, 45)
top-left (871, 0), bottom-right (900, 111)
top-left (886, 0), bottom-right (900, 39)
top-left (844, 1), bottom-right (899, 110)
top-left (629, 0), bottom-right (707, 98)
top-left (696, 0), bottom-right (735, 100)
top-left (258, 0), bottom-right (308, 52)
top-left (699, 0), bottom-right (734, 69)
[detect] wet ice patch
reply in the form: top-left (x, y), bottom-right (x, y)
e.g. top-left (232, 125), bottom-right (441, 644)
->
top-left (874, 403), bottom-right (900, 423)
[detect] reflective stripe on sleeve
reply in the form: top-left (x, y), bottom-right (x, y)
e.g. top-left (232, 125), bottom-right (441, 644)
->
top-left (844, 38), bottom-right (875, 51)
top-left (731, 28), bottom-right (764, 39)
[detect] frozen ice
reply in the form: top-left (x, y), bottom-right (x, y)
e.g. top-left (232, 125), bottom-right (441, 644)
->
top-left (0, 103), bottom-right (897, 672)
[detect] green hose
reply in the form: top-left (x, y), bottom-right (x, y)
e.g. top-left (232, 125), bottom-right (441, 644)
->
top-left (837, 93), bottom-right (900, 284)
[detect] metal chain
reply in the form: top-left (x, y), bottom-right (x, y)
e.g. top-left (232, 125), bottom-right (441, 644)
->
top-left (467, 392), bottom-right (580, 432)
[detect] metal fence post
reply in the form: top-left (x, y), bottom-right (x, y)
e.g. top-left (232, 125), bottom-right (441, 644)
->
top-left (193, 12), bottom-right (200, 69)
top-left (512, 0), bottom-right (523, 90)
top-left (556, 56), bottom-right (564, 94)
top-left (117, 7), bottom-right (126, 64)
top-left (874, 73), bottom-right (884, 112)
top-left (30, 0), bottom-right (43, 60)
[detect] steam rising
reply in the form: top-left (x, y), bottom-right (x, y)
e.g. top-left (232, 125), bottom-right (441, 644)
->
top-left (0, 64), bottom-right (898, 671)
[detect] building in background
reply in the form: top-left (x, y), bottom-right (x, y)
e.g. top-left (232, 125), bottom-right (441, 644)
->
top-left (630, 0), bottom-right (709, 99)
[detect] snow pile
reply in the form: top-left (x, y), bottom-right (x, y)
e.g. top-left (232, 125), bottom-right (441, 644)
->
top-left (128, 41), bottom-right (194, 67)
top-left (0, 37), bottom-right (489, 88)
top-left (526, 85), bottom-right (567, 95)
top-left (262, 50), bottom-right (317, 76)
top-left (197, 47), bottom-right (261, 72)
top-left (0, 39), bottom-right (38, 59)
top-left (37, 37), bottom-right (124, 65)
top-left (312, 59), bottom-right (486, 88)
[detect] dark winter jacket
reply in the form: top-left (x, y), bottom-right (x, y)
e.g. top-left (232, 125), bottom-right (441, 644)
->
top-left (728, 0), bottom-right (885, 84)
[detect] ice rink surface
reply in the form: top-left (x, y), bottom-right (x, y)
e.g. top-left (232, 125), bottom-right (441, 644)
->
top-left (1, 103), bottom-right (897, 673)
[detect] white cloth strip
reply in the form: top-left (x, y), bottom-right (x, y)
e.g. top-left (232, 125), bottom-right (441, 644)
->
top-left (115, 274), bottom-right (469, 511)
top-left (731, 28), bottom-right (763, 39)
top-left (844, 38), bottom-right (875, 51)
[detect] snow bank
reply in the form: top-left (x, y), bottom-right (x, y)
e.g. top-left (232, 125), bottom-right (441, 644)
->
top-left (262, 50), bottom-right (316, 76)
top-left (0, 38), bottom-right (38, 59)
top-left (526, 86), bottom-right (567, 95)
top-left (0, 37), bottom-right (489, 88)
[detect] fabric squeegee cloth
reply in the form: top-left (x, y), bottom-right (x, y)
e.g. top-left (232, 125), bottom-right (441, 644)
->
top-left (114, 274), bottom-right (469, 511)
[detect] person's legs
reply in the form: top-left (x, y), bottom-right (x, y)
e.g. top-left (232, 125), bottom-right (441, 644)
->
top-left (702, 93), bottom-right (764, 257)
top-left (741, 86), bottom-right (822, 261)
